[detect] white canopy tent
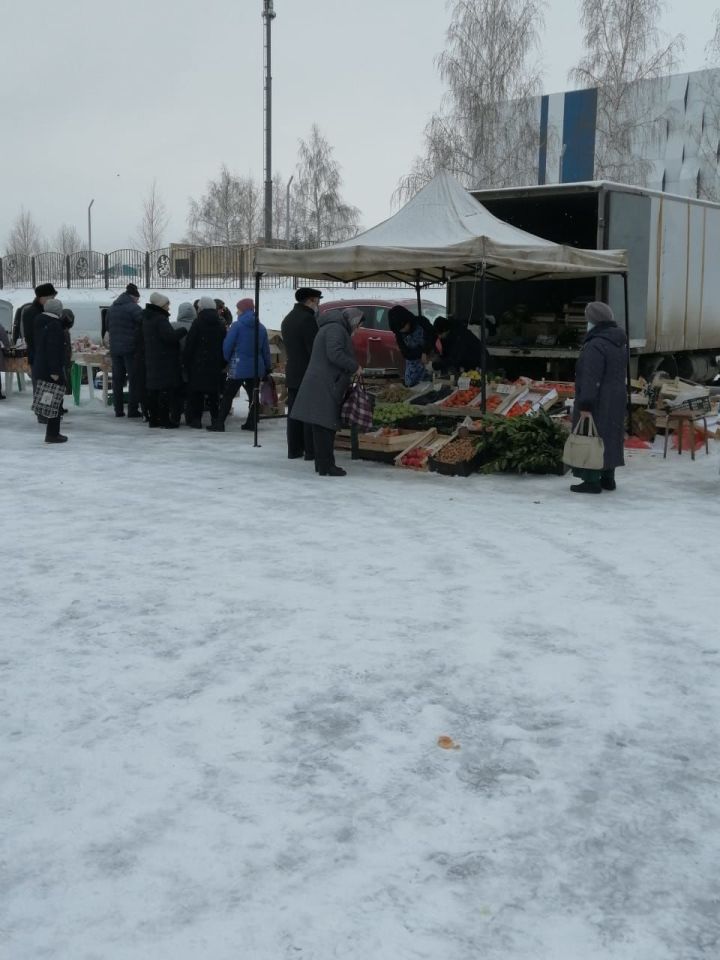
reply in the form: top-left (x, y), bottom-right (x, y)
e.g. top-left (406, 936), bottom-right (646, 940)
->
top-left (254, 171), bottom-right (627, 284)
top-left (249, 173), bottom-right (630, 440)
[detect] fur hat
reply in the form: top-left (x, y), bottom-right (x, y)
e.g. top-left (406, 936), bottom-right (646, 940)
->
top-left (585, 301), bottom-right (614, 327)
top-left (35, 282), bottom-right (58, 298)
top-left (197, 296), bottom-right (217, 312)
top-left (126, 282), bottom-right (140, 299)
top-left (295, 287), bottom-right (323, 303)
top-left (388, 304), bottom-right (415, 334)
top-left (236, 298), bottom-right (255, 314)
top-left (44, 298), bottom-right (63, 318)
top-left (149, 292), bottom-right (170, 310)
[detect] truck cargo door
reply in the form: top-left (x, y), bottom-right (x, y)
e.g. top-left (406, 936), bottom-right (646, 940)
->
top-left (607, 191), bottom-right (651, 346)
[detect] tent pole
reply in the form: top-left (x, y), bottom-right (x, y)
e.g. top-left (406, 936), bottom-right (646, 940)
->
top-left (415, 274), bottom-right (422, 321)
top-left (623, 271), bottom-right (632, 436)
top-left (253, 271), bottom-right (262, 448)
top-left (480, 263), bottom-right (487, 414)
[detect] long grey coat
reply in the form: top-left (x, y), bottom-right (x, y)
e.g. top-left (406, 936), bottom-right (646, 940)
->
top-left (573, 320), bottom-right (628, 469)
top-left (291, 310), bottom-right (358, 431)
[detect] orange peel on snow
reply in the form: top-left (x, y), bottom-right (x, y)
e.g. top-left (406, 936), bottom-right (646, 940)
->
top-left (437, 735), bottom-right (460, 750)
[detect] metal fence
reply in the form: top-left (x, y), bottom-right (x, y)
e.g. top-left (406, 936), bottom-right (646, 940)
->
top-left (0, 245), bottom-right (441, 291)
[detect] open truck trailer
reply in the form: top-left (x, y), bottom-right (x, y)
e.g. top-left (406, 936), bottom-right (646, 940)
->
top-left (449, 182), bottom-right (720, 382)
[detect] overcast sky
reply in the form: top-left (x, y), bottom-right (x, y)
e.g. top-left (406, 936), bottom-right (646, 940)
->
top-left (1, 0), bottom-right (717, 251)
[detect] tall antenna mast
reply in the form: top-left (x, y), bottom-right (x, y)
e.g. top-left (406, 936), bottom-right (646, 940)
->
top-left (262, 0), bottom-right (276, 245)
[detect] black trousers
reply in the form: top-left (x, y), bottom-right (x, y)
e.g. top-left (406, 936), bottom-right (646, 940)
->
top-left (111, 351), bottom-right (139, 415)
top-left (187, 390), bottom-right (219, 423)
top-left (218, 377), bottom-right (259, 426)
top-left (286, 387), bottom-right (315, 459)
top-left (312, 425), bottom-right (336, 473)
top-left (147, 388), bottom-right (177, 426)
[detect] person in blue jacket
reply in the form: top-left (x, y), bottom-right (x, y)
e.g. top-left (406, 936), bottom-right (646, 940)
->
top-left (207, 298), bottom-right (272, 432)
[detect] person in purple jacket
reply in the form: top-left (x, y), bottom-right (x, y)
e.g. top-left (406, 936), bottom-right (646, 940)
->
top-left (207, 298), bottom-right (272, 432)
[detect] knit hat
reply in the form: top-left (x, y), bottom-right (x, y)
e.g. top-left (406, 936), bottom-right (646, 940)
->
top-left (61, 308), bottom-right (75, 329)
top-left (295, 287), bottom-right (323, 303)
top-left (585, 301), bottom-right (614, 327)
top-left (149, 292), bottom-right (170, 310)
top-left (44, 298), bottom-right (63, 318)
top-left (197, 296), bottom-right (217, 312)
top-left (35, 282), bottom-right (58, 298)
top-left (236, 298), bottom-right (254, 314)
top-left (126, 282), bottom-right (140, 299)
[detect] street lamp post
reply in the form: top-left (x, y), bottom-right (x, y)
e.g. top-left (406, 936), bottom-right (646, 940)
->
top-left (88, 199), bottom-right (95, 262)
top-left (285, 174), bottom-right (294, 244)
top-left (262, 1), bottom-right (276, 245)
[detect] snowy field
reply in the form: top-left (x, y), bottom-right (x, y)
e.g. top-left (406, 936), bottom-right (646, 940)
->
top-left (2, 389), bottom-right (720, 960)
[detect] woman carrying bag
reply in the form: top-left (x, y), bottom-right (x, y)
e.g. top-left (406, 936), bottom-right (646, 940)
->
top-left (291, 307), bottom-right (362, 477)
top-left (568, 301), bottom-right (628, 494)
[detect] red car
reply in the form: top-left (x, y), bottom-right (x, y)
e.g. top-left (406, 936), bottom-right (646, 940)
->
top-left (319, 297), bottom-right (447, 370)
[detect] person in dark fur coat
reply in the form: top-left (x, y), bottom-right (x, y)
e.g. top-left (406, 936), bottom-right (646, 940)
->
top-left (32, 298), bottom-right (67, 443)
top-left (571, 301), bottom-right (628, 494)
top-left (142, 293), bottom-right (188, 428)
top-left (183, 298), bottom-right (226, 427)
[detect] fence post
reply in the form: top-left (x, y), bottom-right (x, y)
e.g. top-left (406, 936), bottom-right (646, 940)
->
top-left (0, 258), bottom-right (3, 290)
top-left (31, 257), bottom-right (36, 288)
top-left (240, 248), bottom-right (246, 289)
top-left (104, 254), bottom-right (109, 290)
top-left (145, 252), bottom-right (150, 289)
top-left (65, 255), bottom-right (71, 289)
top-left (190, 249), bottom-right (196, 289)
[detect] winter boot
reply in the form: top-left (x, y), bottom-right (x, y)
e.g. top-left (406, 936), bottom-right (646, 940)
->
top-left (570, 481), bottom-right (602, 494)
top-left (206, 420), bottom-right (225, 432)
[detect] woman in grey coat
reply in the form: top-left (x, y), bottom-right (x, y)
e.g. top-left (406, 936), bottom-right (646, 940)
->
top-left (571, 301), bottom-right (628, 494)
top-left (291, 307), bottom-right (361, 476)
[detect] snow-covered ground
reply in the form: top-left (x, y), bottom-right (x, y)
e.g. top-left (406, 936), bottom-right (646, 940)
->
top-left (2, 390), bottom-right (720, 960)
top-left (0, 286), bottom-right (446, 340)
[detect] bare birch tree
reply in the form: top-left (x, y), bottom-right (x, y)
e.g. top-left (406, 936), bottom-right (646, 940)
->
top-left (293, 125), bottom-right (361, 244)
top-left (272, 171), bottom-right (289, 243)
top-left (396, 0), bottom-right (545, 204)
top-left (569, 0), bottom-right (685, 185)
top-left (237, 175), bottom-right (263, 244)
top-left (187, 165), bottom-right (243, 246)
top-left (134, 179), bottom-right (170, 251)
top-left (6, 207), bottom-right (43, 257)
top-left (54, 223), bottom-right (82, 255)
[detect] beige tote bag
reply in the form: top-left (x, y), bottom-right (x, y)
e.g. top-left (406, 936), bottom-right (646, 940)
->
top-left (563, 415), bottom-right (605, 470)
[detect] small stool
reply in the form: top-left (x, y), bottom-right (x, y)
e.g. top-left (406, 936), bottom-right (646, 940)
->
top-left (663, 410), bottom-right (710, 460)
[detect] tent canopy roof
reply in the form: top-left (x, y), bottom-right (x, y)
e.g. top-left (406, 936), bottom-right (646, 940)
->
top-left (254, 171), bottom-right (627, 284)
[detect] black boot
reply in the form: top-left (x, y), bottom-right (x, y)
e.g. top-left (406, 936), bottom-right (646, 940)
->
top-left (206, 420), bottom-right (225, 432)
top-left (319, 465), bottom-right (347, 477)
top-left (600, 470), bottom-right (616, 491)
top-left (570, 481), bottom-right (602, 494)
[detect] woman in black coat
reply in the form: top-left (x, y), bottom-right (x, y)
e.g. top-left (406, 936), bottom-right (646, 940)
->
top-left (142, 293), bottom-right (188, 428)
top-left (183, 297), bottom-right (226, 427)
top-left (32, 298), bottom-right (67, 443)
top-left (571, 301), bottom-right (628, 494)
